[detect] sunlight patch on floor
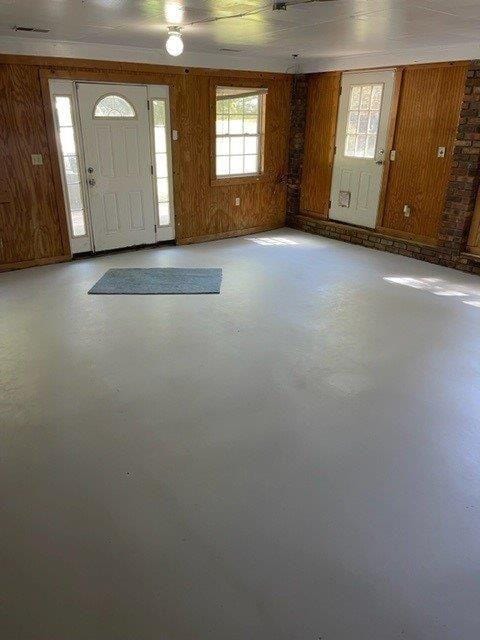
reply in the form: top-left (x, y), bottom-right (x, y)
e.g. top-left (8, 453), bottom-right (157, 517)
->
top-left (247, 237), bottom-right (298, 246)
top-left (384, 276), bottom-right (480, 308)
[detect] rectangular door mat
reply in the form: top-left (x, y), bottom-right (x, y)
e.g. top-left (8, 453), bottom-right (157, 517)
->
top-left (88, 268), bottom-right (222, 295)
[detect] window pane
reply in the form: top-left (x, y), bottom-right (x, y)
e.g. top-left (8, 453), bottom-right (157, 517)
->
top-left (94, 94), bottom-right (135, 118)
top-left (244, 136), bottom-right (258, 154)
top-left (230, 136), bottom-right (244, 154)
top-left (371, 84), bottom-right (383, 110)
top-left (345, 135), bottom-right (356, 156)
top-left (59, 127), bottom-right (76, 155)
top-left (244, 155), bottom-right (258, 173)
top-left (216, 137), bottom-right (229, 155)
top-left (55, 96), bottom-right (72, 127)
top-left (229, 117), bottom-right (243, 135)
top-left (155, 153), bottom-right (168, 178)
top-left (158, 201), bottom-right (170, 226)
top-left (358, 111), bottom-right (369, 134)
top-left (230, 155), bottom-right (243, 174)
top-left (360, 85), bottom-right (372, 110)
top-left (216, 156), bottom-right (229, 176)
top-left (355, 134), bottom-right (367, 157)
top-left (368, 111), bottom-right (379, 134)
top-left (68, 182), bottom-right (83, 212)
top-left (244, 96), bottom-right (259, 114)
top-left (157, 178), bottom-right (169, 202)
top-left (349, 86), bottom-right (361, 109)
top-left (153, 100), bottom-right (166, 126)
top-left (71, 211), bottom-right (86, 237)
top-left (216, 117), bottom-right (229, 135)
top-left (63, 155), bottom-right (79, 185)
top-left (244, 117), bottom-right (258, 134)
top-left (347, 111), bottom-right (358, 134)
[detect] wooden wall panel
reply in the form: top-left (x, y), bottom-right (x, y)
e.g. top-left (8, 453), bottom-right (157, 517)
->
top-left (300, 72), bottom-right (340, 218)
top-left (380, 63), bottom-right (467, 241)
top-left (0, 55), bottom-right (291, 271)
top-left (0, 64), bottom-right (66, 265)
top-left (175, 73), bottom-right (291, 242)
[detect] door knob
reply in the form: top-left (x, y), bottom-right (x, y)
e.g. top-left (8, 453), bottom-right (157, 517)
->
top-left (375, 160), bottom-right (384, 165)
top-left (88, 178), bottom-right (96, 186)
top-left (87, 167), bottom-right (95, 174)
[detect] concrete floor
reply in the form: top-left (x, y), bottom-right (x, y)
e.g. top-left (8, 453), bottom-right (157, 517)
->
top-left (2, 228), bottom-right (480, 640)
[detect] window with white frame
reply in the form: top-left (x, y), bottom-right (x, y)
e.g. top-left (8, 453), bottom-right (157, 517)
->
top-left (215, 86), bottom-right (267, 178)
top-left (54, 96), bottom-right (87, 237)
top-left (344, 84), bottom-right (384, 159)
top-left (152, 99), bottom-right (171, 226)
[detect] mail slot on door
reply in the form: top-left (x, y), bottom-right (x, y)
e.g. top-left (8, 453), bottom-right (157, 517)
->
top-left (338, 190), bottom-right (351, 208)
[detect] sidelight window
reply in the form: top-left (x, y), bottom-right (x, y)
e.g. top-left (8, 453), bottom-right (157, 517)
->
top-left (54, 96), bottom-right (87, 237)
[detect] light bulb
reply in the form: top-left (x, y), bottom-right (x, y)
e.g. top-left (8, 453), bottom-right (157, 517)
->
top-left (166, 28), bottom-right (183, 57)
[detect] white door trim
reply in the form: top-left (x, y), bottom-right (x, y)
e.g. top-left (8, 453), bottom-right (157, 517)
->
top-left (49, 79), bottom-right (175, 254)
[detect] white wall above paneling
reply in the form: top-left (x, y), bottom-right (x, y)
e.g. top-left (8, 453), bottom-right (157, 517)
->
top-left (1, 1), bottom-right (480, 73)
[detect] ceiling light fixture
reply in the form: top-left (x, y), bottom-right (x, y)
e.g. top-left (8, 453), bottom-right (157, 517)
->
top-left (166, 26), bottom-right (183, 57)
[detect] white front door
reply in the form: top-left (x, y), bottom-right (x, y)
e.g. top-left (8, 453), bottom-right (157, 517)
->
top-left (329, 70), bottom-right (395, 228)
top-left (77, 83), bottom-right (156, 251)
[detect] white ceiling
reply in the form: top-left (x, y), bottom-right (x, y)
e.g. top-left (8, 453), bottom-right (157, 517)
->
top-left (1, 0), bottom-right (480, 72)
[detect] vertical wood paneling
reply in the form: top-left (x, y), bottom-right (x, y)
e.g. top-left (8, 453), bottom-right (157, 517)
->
top-left (0, 58), bottom-right (291, 269)
top-left (300, 72), bottom-right (340, 218)
top-left (380, 64), bottom-right (467, 240)
top-left (0, 64), bottom-right (66, 265)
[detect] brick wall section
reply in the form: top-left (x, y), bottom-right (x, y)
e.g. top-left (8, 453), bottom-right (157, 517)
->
top-left (287, 215), bottom-right (480, 274)
top-left (286, 74), bottom-right (308, 217)
top-left (439, 60), bottom-right (480, 254)
top-left (286, 61), bottom-right (480, 276)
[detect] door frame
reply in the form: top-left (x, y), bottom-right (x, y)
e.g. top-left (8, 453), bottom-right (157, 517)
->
top-left (328, 68), bottom-right (396, 229)
top-left (47, 78), bottom-right (175, 254)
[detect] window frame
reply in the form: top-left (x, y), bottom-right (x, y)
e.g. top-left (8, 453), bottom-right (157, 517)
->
top-left (93, 93), bottom-right (137, 120)
top-left (211, 81), bottom-right (267, 187)
top-left (49, 80), bottom-right (92, 254)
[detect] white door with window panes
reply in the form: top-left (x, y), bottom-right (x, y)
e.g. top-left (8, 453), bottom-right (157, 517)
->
top-left (329, 70), bottom-right (395, 228)
top-left (77, 83), bottom-right (157, 251)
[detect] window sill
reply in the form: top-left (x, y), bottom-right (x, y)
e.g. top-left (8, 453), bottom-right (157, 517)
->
top-left (211, 173), bottom-right (267, 187)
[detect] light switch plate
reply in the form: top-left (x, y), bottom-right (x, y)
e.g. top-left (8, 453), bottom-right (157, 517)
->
top-left (172, 130), bottom-right (178, 141)
top-left (31, 154), bottom-right (43, 165)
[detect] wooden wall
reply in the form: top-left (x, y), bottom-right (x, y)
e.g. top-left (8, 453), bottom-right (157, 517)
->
top-left (0, 55), bottom-right (292, 271)
top-left (299, 61), bottom-right (468, 244)
top-left (379, 63), bottom-right (467, 242)
top-left (300, 72), bottom-right (340, 219)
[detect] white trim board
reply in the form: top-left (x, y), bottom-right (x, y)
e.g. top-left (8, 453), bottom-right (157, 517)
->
top-left (0, 35), bottom-right (292, 74)
top-left (299, 42), bottom-right (480, 74)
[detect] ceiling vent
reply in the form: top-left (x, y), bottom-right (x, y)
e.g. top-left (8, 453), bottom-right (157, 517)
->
top-left (13, 26), bottom-right (50, 34)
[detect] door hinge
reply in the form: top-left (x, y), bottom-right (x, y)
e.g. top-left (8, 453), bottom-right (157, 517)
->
top-left (154, 224), bottom-right (157, 233)
top-left (147, 100), bottom-right (150, 110)
top-left (339, 86), bottom-right (342, 96)
top-left (150, 164), bottom-right (154, 175)
top-left (329, 199), bottom-right (332, 209)
top-left (334, 145), bottom-right (337, 155)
